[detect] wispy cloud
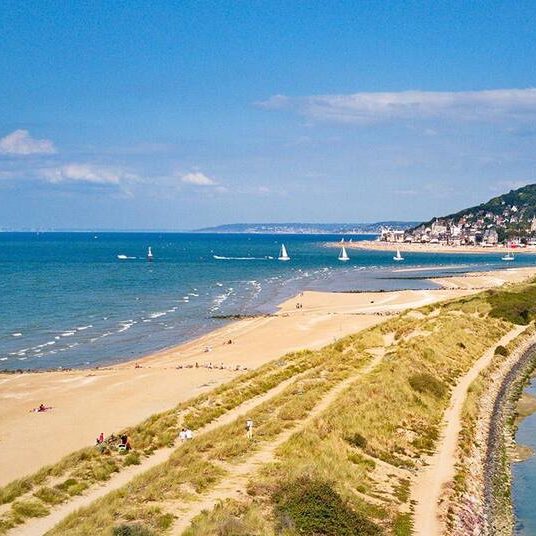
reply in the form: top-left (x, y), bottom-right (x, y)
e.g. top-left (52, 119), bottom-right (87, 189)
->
top-left (0, 129), bottom-right (56, 155)
top-left (258, 88), bottom-right (536, 125)
top-left (180, 171), bottom-right (218, 186)
top-left (42, 164), bottom-right (136, 186)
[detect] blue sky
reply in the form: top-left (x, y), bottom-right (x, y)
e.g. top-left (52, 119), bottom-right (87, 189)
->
top-left (1, 1), bottom-right (536, 229)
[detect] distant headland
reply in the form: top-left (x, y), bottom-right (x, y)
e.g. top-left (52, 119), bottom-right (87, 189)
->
top-left (193, 221), bottom-right (419, 235)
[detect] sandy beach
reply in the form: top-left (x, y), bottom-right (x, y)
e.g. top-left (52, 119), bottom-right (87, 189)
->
top-left (1, 267), bottom-right (535, 486)
top-left (333, 240), bottom-right (536, 255)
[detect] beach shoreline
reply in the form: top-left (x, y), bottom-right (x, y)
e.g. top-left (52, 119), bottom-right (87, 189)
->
top-left (329, 240), bottom-right (536, 255)
top-left (1, 266), bottom-right (535, 487)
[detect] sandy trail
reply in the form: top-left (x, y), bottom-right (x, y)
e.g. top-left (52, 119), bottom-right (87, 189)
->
top-left (410, 325), bottom-right (526, 536)
top-left (169, 351), bottom-right (385, 535)
top-left (7, 371), bottom-right (309, 536)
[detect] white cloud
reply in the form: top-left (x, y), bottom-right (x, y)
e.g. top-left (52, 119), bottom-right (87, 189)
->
top-left (258, 88), bottom-right (536, 125)
top-left (0, 129), bottom-right (56, 155)
top-left (180, 171), bottom-right (218, 186)
top-left (42, 164), bottom-right (136, 185)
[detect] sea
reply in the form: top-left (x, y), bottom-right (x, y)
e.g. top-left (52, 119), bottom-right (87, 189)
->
top-left (1, 232), bottom-right (535, 372)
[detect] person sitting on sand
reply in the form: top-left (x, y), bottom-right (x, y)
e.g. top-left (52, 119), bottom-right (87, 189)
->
top-left (185, 428), bottom-right (193, 440)
top-left (179, 428), bottom-right (187, 441)
top-left (96, 432), bottom-right (104, 444)
top-left (31, 403), bottom-right (52, 413)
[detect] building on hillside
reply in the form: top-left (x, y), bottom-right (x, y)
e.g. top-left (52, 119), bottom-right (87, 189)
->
top-left (379, 228), bottom-right (405, 242)
top-left (482, 228), bottom-right (499, 246)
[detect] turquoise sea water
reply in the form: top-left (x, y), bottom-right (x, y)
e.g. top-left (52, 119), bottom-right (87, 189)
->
top-left (513, 380), bottom-right (536, 535)
top-left (1, 232), bottom-right (535, 371)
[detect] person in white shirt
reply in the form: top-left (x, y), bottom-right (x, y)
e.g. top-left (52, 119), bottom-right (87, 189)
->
top-left (245, 419), bottom-right (253, 439)
top-left (185, 428), bottom-right (193, 440)
top-left (178, 428), bottom-right (187, 441)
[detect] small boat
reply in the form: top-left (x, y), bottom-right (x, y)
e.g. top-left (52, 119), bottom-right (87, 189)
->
top-left (278, 244), bottom-right (290, 261)
top-left (501, 252), bottom-right (515, 261)
top-left (338, 245), bottom-right (350, 261)
top-left (393, 249), bottom-right (404, 262)
top-left (117, 254), bottom-right (128, 260)
top-left (147, 247), bottom-right (153, 261)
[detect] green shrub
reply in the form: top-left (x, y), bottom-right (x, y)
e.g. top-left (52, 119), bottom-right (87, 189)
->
top-left (11, 499), bottom-right (49, 518)
top-left (488, 286), bottom-right (536, 325)
top-left (345, 433), bottom-right (367, 449)
top-left (33, 486), bottom-right (66, 505)
top-left (495, 345), bottom-right (509, 357)
top-left (0, 478), bottom-right (32, 504)
top-left (123, 452), bottom-right (141, 466)
top-left (55, 478), bottom-right (88, 496)
top-left (393, 512), bottom-right (412, 536)
top-left (113, 523), bottom-right (155, 536)
top-left (408, 373), bottom-right (447, 399)
top-left (273, 476), bottom-right (381, 535)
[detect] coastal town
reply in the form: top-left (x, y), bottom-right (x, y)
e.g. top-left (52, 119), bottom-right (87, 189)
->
top-left (379, 184), bottom-right (536, 247)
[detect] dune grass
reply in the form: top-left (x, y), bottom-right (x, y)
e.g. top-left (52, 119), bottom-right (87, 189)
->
top-left (45, 338), bottom-right (374, 534)
top-left (176, 296), bottom-right (516, 535)
top-left (0, 348), bottom-right (332, 533)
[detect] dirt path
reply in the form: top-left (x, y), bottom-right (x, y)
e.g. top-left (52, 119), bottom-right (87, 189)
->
top-left (169, 352), bottom-right (385, 535)
top-left (410, 325), bottom-right (525, 536)
top-left (7, 372), bottom-right (308, 536)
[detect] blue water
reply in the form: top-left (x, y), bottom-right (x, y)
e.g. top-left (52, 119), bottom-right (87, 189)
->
top-left (513, 380), bottom-right (536, 535)
top-left (1, 232), bottom-right (535, 371)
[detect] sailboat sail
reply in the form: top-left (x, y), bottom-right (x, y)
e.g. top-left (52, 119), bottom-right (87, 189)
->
top-left (147, 246), bottom-right (153, 261)
top-left (338, 246), bottom-right (349, 261)
top-left (393, 249), bottom-right (404, 261)
top-left (278, 244), bottom-right (290, 261)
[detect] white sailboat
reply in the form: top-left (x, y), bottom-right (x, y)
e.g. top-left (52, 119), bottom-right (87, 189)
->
top-left (338, 245), bottom-right (350, 261)
top-left (147, 246), bottom-right (153, 261)
top-left (393, 249), bottom-right (404, 262)
top-left (278, 244), bottom-right (290, 261)
top-left (501, 251), bottom-right (514, 261)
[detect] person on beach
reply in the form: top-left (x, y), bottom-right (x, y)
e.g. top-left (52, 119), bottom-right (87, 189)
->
top-left (96, 432), bottom-right (104, 444)
top-left (119, 434), bottom-right (131, 451)
top-left (31, 403), bottom-right (52, 412)
top-left (179, 428), bottom-right (187, 441)
top-left (245, 419), bottom-right (254, 439)
top-left (185, 428), bottom-right (193, 440)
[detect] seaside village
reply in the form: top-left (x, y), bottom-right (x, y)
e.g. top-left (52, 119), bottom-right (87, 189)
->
top-left (379, 209), bottom-right (536, 247)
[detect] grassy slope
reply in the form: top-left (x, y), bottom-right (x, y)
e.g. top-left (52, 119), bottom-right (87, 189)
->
top-left (0, 348), bottom-right (330, 533)
top-left (5, 280), bottom-right (536, 535)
